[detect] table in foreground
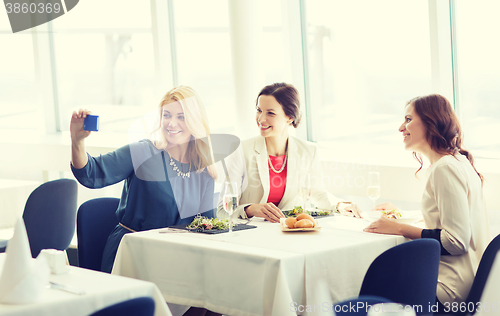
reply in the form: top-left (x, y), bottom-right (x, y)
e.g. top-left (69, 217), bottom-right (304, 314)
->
top-left (0, 254), bottom-right (172, 316)
top-left (0, 229), bottom-right (13, 249)
top-left (113, 216), bottom-right (408, 316)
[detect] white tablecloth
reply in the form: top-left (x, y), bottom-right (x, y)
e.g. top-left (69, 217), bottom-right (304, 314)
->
top-left (112, 216), bottom-right (408, 316)
top-left (0, 254), bottom-right (172, 316)
top-left (0, 228), bottom-right (14, 249)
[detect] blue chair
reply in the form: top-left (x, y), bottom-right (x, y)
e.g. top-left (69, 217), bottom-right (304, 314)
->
top-left (333, 295), bottom-right (393, 316)
top-left (460, 234), bottom-right (500, 316)
top-left (359, 239), bottom-right (441, 315)
top-left (3, 179), bottom-right (78, 258)
top-left (89, 297), bottom-right (155, 316)
top-left (77, 197), bottom-right (119, 271)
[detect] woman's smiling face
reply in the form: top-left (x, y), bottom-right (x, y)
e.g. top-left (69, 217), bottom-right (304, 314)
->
top-left (399, 103), bottom-right (428, 152)
top-left (256, 95), bottom-right (292, 138)
top-left (161, 100), bottom-right (192, 147)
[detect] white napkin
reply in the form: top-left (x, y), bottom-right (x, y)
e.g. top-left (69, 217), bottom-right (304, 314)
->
top-left (0, 218), bottom-right (50, 304)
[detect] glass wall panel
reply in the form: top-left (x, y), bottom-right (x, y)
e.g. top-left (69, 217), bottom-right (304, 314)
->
top-left (173, 0), bottom-right (293, 135)
top-left (455, 0), bottom-right (500, 157)
top-left (51, 0), bottom-right (156, 132)
top-left (304, 0), bottom-right (433, 148)
top-left (0, 33), bottom-right (38, 130)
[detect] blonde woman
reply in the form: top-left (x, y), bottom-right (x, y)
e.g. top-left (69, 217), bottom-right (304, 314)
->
top-left (70, 86), bottom-right (217, 274)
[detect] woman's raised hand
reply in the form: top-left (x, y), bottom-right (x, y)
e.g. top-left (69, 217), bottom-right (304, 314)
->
top-left (372, 202), bottom-right (398, 212)
top-left (70, 109), bottom-right (92, 143)
top-left (245, 203), bottom-right (285, 223)
top-left (70, 109), bottom-right (91, 169)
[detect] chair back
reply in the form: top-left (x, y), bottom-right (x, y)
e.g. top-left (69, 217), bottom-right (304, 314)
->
top-left (464, 234), bottom-right (500, 312)
top-left (359, 239), bottom-right (440, 315)
top-left (89, 296), bottom-right (155, 316)
top-left (22, 179), bottom-right (78, 258)
top-left (77, 197), bottom-right (119, 271)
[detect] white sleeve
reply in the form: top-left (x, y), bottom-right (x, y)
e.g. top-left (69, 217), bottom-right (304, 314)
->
top-left (432, 163), bottom-right (470, 255)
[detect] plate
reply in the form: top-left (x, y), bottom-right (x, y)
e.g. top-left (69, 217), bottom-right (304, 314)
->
top-left (280, 218), bottom-right (321, 232)
top-left (167, 223), bottom-right (257, 234)
top-left (361, 210), bottom-right (423, 224)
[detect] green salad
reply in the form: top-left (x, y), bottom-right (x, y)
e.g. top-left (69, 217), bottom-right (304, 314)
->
top-left (381, 210), bottom-right (402, 219)
top-left (314, 210), bottom-right (331, 216)
top-left (187, 216), bottom-right (230, 230)
top-left (288, 206), bottom-right (307, 216)
top-left (287, 206), bottom-right (331, 217)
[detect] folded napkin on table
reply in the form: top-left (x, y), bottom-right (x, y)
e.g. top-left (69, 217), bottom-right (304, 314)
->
top-left (0, 218), bottom-right (50, 304)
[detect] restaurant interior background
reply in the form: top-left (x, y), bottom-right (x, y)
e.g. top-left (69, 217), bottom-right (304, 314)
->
top-left (1, 0), bottom-right (499, 234)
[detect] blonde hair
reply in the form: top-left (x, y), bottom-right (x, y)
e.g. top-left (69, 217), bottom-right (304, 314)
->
top-left (151, 85), bottom-right (217, 180)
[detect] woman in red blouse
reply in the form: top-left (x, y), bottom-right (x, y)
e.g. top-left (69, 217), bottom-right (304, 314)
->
top-left (218, 83), bottom-right (361, 222)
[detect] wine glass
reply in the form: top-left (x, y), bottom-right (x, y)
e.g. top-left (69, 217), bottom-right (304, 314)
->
top-left (298, 174), bottom-right (311, 211)
top-left (223, 181), bottom-right (239, 234)
top-left (367, 172), bottom-right (381, 210)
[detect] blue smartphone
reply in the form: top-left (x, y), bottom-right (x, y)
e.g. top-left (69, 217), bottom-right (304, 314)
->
top-left (84, 115), bottom-right (99, 131)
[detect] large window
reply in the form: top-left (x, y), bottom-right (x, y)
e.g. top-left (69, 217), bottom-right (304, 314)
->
top-left (1, 0), bottom-right (499, 159)
top-left (0, 32), bottom-right (38, 130)
top-left (304, 1), bottom-right (434, 149)
top-left (455, 1), bottom-right (500, 158)
top-left (172, 0), bottom-right (297, 137)
top-left (51, 0), bottom-right (157, 133)
top-left (172, 0), bottom-right (233, 134)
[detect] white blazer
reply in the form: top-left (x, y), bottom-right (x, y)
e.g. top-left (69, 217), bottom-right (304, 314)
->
top-left (217, 136), bottom-right (341, 219)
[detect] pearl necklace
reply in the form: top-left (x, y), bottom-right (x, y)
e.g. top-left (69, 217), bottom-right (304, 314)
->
top-left (268, 151), bottom-right (288, 174)
top-left (169, 155), bottom-right (191, 179)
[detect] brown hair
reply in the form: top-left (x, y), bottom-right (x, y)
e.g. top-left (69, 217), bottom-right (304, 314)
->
top-left (407, 94), bottom-right (483, 183)
top-left (256, 83), bottom-right (302, 128)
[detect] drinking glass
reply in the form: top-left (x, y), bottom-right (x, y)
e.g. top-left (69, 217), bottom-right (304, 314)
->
top-left (223, 181), bottom-right (239, 234)
top-left (367, 171), bottom-right (381, 209)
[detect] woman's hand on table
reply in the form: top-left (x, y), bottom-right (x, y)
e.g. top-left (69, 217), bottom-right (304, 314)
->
top-left (363, 216), bottom-right (403, 235)
top-left (338, 203), bottom-right (362, 218)
top-left (245, 203), bottom-right (285, 223)
top-left (363, 216), bottom-right (423, 239)
top-left (372, 202), bottom-right (398, 212)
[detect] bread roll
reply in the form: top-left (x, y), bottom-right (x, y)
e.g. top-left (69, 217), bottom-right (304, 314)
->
top-left (285, 217), bottom-right (297, 229)
top-left (294, 219), bottom-right (315, 228)
top-left (296, 213), bottom-right (314, 222)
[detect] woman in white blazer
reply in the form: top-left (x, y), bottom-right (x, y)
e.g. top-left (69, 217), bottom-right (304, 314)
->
top-left (218, 83), bottom-right (361, 222)
top-left (364, 94), bottom-right (490, 310)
